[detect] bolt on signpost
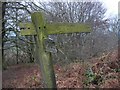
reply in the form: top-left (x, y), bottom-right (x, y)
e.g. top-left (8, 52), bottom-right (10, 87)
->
top-left (19, 12), bottom-right (91, 88)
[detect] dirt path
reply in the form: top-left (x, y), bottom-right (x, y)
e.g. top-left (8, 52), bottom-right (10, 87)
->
top-left (2, 63), bottom-right (86, 88)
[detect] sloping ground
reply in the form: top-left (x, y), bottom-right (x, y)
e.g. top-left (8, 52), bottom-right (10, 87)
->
top-left (85, 50), bottom-right (120, 88)
top-left (2, 50), bottom-right (120, 88)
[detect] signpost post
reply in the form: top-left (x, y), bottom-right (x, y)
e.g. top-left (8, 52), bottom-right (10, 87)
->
top-left (19, 12), bottom-right (91, 88)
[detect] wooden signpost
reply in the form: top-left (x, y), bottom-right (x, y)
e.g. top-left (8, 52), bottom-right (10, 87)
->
top-left (19, 12), bottom-right (91, 88)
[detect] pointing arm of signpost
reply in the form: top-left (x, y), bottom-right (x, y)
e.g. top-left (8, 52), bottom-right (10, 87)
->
top-left (19, 12), bottom-right (91, 88)
top-left (20, 22), bottom-right (91, 35)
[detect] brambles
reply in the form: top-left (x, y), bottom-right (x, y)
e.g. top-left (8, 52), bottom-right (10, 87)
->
top-left (84, 68), bottom-right (103, 86)
top-left (84, 51), bottom-right (119, 88)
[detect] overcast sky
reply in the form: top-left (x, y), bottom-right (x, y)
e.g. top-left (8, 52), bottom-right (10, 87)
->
top-left (100, 0), bottom-right (120, 18)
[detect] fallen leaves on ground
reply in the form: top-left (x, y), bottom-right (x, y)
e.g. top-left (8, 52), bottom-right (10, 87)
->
top-left (2, 50), bottom-right (120, 88)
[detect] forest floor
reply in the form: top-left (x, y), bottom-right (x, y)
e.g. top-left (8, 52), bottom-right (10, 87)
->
top-left (2, 50), bottom-right (120, 88)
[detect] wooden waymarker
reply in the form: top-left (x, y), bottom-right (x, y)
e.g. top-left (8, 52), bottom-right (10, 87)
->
top-left (19, 12), bottom-right (91, 88)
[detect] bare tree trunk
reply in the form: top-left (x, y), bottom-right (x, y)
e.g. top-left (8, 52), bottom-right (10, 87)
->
top-left (0, 1), bottom-right (2, 89)
top-left (15, 4), bottom-right (19, 64)
top-left (2, 2), bottom-right (7, 69)
top-left (29, 36), bottom-right (34, 63)
top-left (0, 2), bottom-right (2, 68)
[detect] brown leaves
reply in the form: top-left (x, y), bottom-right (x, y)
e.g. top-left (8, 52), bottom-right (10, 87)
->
top-left (2, 50), bottom-right (120, 88)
